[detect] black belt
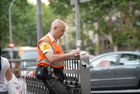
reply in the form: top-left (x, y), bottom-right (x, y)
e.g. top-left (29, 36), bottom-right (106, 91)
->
top-left (53, 68), bottom-right (63, 74)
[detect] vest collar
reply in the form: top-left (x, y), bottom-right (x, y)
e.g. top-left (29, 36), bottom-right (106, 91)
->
top-left (47, 33), bottom-right (56, 42)
top-left (47, 33), bottom-right (59, 45)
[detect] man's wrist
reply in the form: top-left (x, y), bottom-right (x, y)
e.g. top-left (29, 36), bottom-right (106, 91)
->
top-left (65, 53), bottom-right (72, 59)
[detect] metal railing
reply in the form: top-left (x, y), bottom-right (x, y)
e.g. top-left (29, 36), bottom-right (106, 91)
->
top-left (26, 77), bottom-right (49, 94)
top-left (8, 55), bottom-right (90, 94)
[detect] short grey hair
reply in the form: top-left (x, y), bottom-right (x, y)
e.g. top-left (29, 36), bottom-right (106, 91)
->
top-left (51, 19), bottom-right (66, 29)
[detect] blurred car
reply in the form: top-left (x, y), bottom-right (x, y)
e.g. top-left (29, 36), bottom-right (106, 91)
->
top-left (2, 47), bottom-right (19, 59)
top-left (18, 47), bottom-right (37, 77)
top-left (89, 51), bottom-right (140, 90)
top-left (2, 47), bottom-right (21, 77)
top-left (2, 46), bottom-right (37, 77)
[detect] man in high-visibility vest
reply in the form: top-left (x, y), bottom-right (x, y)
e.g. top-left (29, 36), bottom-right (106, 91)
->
top-left (37, 19), bottom-right (80, 94)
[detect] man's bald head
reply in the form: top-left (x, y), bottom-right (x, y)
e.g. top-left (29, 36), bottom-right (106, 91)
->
top-left (51, 19), bottom-right (66, 29)
top-left (50, 19), bottom-right (66, 40)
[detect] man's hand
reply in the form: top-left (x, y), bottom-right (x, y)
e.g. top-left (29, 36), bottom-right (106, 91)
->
top-left (68, 49), bottom-right (80, 57)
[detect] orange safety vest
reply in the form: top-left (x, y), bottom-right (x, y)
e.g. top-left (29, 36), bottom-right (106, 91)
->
top-left (37, 34), bottom-right (64, 68)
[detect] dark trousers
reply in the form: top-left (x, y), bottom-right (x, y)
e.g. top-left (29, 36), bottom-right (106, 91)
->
top-left (46, 77), bottom-right (69, 94)
top-left (42, 68), bottom-right (68, 94)
top-left (0, 91), bottom-right (8, 94)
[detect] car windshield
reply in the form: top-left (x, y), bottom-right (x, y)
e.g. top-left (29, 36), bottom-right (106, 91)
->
top-left (22, 50), bottom-right (37, 59)
top-left (21, 50), bottom-right (37, 67)
top-left (90, 54), bottom-right (118, 67)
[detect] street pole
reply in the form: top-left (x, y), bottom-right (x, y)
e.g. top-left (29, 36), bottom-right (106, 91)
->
top-left (9, 0), bottom-right (15, 43)
top-left (95, 22), bottom-right (99, 55)
top-left (71, 0), bottom-right (91, 50)
top-left (8, 0), bottom-right (15, 59)
top-left (70, 0), bottom-right (81, 50)
top-left (75, 0), bottom-right (81, 50)
top-left (36, 0), bottom-right (42, 42)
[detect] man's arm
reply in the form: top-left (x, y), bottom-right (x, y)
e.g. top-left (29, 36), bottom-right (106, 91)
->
top-left (39, 41), bottom-right (80, 63)
top-left (45, 50), bottom-right (80, 63)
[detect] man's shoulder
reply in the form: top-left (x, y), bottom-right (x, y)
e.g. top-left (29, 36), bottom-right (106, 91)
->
top-left (39, 35), bottom-right (50, 43)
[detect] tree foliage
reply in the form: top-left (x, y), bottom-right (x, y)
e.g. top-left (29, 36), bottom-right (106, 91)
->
top-left (0, 0), bottom-right (10, 47)
top-left (79, 0), bottom-right (140, 53)
top-left (1, 0), bottom-right (140, 53)
top-left (0, 0), bottom-right (37, 48)
top-left (12, 0), bottom-right (37, 46)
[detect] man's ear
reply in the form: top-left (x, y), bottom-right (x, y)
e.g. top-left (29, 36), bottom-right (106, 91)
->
top-left (54, 26), bottom-right (57, 30)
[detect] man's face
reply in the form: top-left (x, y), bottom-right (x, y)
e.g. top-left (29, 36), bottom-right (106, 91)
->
top-left (54, 25), bottom-right (66, 39)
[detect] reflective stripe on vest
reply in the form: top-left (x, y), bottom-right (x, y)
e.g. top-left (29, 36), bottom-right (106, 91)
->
top-left (37, 35), bottom-right (64, 68)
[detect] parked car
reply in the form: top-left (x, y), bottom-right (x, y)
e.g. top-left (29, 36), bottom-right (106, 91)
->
top-left (89, 51), bottom-right (140, 90)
